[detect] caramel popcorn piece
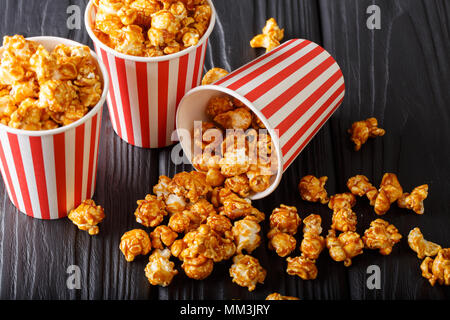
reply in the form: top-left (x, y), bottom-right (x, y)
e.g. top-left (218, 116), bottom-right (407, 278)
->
top-left (168, 171), bottom-right (212, 203)
top-left (144, 248), bottom-right (178, 286)
top-left (397, 184), bottom-right (428, 214)
top-left (286, 255), bottom-right (318, 280)
top-left (229, 254), bottom-right (266, 291)
top-left (270, 204), bottom-right (301, 235)
top-left (206, 213), bottom-right (232, 235)
top-left (219, 189), bottom-right (254, 220)
top-left (150, 225), bottom-right (178, 249)
top-left (328, 193), bottom-right (356, 211)
top-left (373, 173), bottom-right (403, 215)
top-left (119, 229), bottom-right (151, 262)
top-left (298, 175), bottom-right (329, 204)
top-left (250, 18), bottom-right (284, 52)
top-left (165, 193), bottom-right (187, 215)
top-left (224, 174), bottom-right (251, 198)
top-left (68, 199), bottom-right (105, 235)
top-left (232, 216), bottom-right (261, 254)
top-left (326, 229), bottom-right (364, 267)
top-left (348, 117), bottom-right (385, 151)
top-left (182, 254), bottom-right (214, 280)
top-left (408, 227), bottom-right (441, 259)
top-left (362, 219), bottom-right (402, 255)
top-left (420, 249), bottom-right (450, 286)
top-left (347, 175), bottom-right (378, 205)
top-left (214, 107), bottom-right (252, 130)
top-left (205, 96), bottom-right (234, 119)
top-left (331, 208), bottom-right (358, 232)
top-left (153, 175), bottom-right (172, 200)
top-left (267, 229), bottom-right (296, 257)
top-left (300, 214), bottom-right (325, 260)
top-left (266, 293), bottom-right (299, 300)
top-left (134, 194), bottom-right (167, 227)
top-left (201, 68), bottom-right (229, 85)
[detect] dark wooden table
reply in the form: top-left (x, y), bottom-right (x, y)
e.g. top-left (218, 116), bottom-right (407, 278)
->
top-left (0, 0), bottom-right (449, 300)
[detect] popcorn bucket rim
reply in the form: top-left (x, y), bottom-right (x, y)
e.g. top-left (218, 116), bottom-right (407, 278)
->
top-left (176, 84), bottom-right (284, 200)
top-left (0, 36), bottom-right (110, 137)
top-left (84, 0), bottom-right (217, 63)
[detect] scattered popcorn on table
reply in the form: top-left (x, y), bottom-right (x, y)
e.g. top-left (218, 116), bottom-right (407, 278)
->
top-left (266, 293), bottom-right (299, 300)
top-left (0, 35), bottom-right (102, 130)
top-left (298, 175), bottom-right (329, 204)
top-left (201, 67), bottom-right (229, 85)
top-left (250, 18), bottom-right (284, 52)
top-left (362, 219), bottom-right (402, 255)
top-left (397, 184), bottom-right (428, 214)
top-left (300, 214), bottom-right (325, 260)
top-left (328, 192), bottom-right (356, 211)
top-left (93, 0), bottom-right (212, 56)
top-left (119, 229), bottom-right (152, 262)
top-left (408, 227), bottom-right (441, 259)
top-left (232, 216), bottom-right (261, 254)
top-left (420, 248), bottom-right (450, 286)
top-left (267, 229), bottom-right (296, 257)
top-left (229, 254), bottom-right (266, 291)
top-left (68, 199), bottom-right (105, 235)
top-left (269, 204), bottom-right (301, 235)
top-left (348, 117), bottom-right (385, 151)
top-left (331, 208), bottom-right (358, 232)
top-left (150, 225), bottom-right (178, 249)
top-left (144, 248), bottom-right (178, 286)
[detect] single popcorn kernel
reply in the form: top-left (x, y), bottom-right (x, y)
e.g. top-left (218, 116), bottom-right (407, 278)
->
top-left (144, 248), bottom-right (178, 286)
top-left (420, 249), bottom-right (450, 286)
top-left (397, 184), bottom-right (428, 214)
top-left (328, 193), bottom-right (356, 211)
top-left (373, 173), bottom-right (403, 215)
top-left (182, 254), bottom-right (214, 280)
top-left (270, 204), bottom-right (301, 235)
top-left (134, 194), bottom-right (167, 227)
top-left (326, 229), bottom-right (364, 267)
top-left (232, 216), bottom-right (261, 254)
top-left (286, 255), bottom-right (318, 280)
top-left (214, 107), bottom-right (252, 130)
top-left (348, 117), bottom-right (385, 151)
top-left (250, 18), bottom-right (284, 52)
top-left (300, 214), bottom-right (325, 260)
top-left (266, 293), bottom-right (299, 300)
top-left (408, 227), bottom-right (441, 259)
top-left (362, 219), bottom-right (402, 255)
top-left (205, 96), bottom-right (234, 119)
top-left (202, 68), bottom-right (229, 85)
top-left (150, 225), bottom-right (178, 249)
top-left (68, 199), bottom-right (105, 235)
top-left (267, 230), bottom-right (296, 257)
top-left (119, 229), bottom-right (151, 262)
top-left (331, 208), bottom-right (358, 232)
top-left (229, 254), bottom-right (266, 292)
top-left (347, 174), bottom-right (378, 205)
top-left (298, 175), bottom-right (329, 204)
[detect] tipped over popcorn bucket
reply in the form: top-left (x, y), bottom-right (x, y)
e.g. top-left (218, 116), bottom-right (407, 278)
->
top-left (0, 37), bottom-right (109, 219)
top-left (84, 0), bottom-right (216, 148)
top-left (176, 39), bottom-right (345, 200)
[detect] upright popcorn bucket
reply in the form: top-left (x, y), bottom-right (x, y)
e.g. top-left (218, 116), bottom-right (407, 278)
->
top-left (0, 37), bottom-right (109, 219)
top-left (84, 0), bottom-right (216, 148)
top-left (177, 39), bottom-right (345, 200)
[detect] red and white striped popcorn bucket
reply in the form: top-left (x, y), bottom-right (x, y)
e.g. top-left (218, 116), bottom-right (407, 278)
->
top-left (176, 39), bottom-right (345, 200)
top-left (0, 37), bottom-right (109, 219)
top-left (84, 0), bottom-right (216, 148)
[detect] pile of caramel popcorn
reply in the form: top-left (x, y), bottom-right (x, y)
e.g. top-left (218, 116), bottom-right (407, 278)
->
top-left (117, 171), bottom-right (268, 290)
top-left (0, 35), bottom-right (102, 130)
top-left (92, 0), bottom-right (212, 57)
top-left (192, 94), bottom-right (277, 197)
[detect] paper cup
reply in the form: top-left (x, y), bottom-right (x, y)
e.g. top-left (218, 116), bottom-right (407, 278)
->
top-left (0, 36), bottom-right (109, 219)
top-left (177, 39), bottom-right (345, 200)
top-left (84, 0), bottom-right (216, 148)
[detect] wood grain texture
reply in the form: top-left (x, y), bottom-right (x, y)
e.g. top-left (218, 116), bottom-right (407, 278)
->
top-left (0, 0), bottom-right (449, 300)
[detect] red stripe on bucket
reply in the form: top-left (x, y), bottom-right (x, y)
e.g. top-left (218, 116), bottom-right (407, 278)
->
top-left (53, 132), bottom-right (67, 218)
top-left (7, 133), bottom-right (33, 217)
top-left (158, 60), bottom-right (169, 147)
top-left (115, 57), bottom-right (135, 145)
top-left (29, 136), bottom-right (50, 219)
top-left (136, 61), bottom-right (150, 148)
